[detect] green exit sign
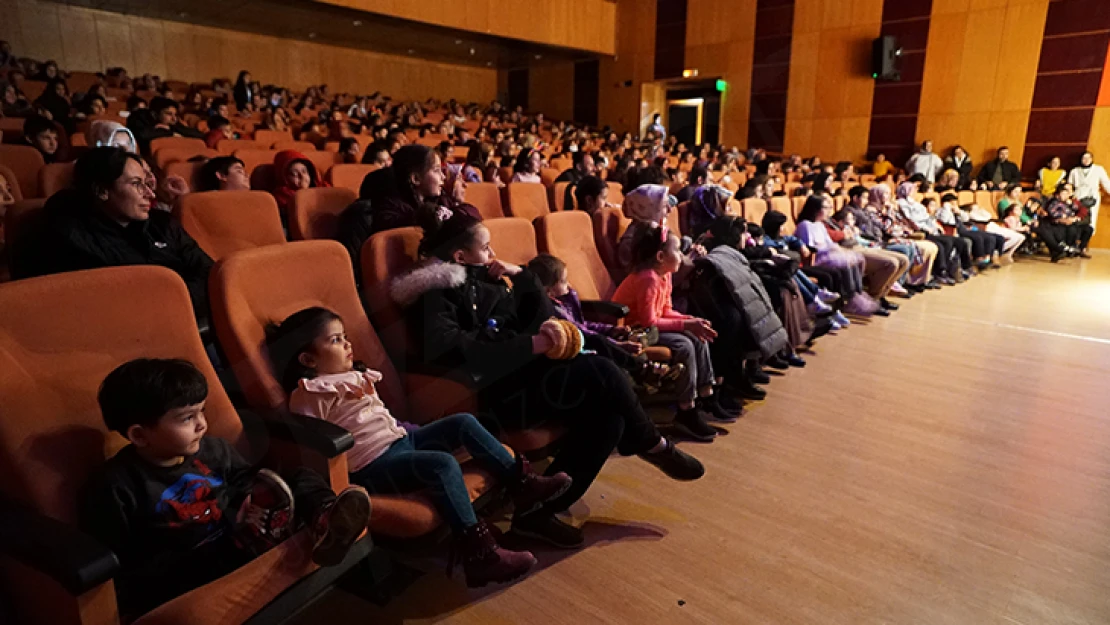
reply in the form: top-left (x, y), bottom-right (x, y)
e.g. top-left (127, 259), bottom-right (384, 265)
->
top-left (716, 79), bottom-right (727, 92)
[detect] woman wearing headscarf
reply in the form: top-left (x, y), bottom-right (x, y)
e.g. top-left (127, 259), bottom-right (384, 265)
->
top-left (682, 184), bottom-right (731, 239)
top-left (864, 184), bottom-right (938, 290)
top-left (86, 120), bottom-right (138, 153)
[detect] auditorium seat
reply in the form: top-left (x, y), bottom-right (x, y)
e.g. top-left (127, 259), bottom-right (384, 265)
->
top-left (593, 206), bottom-right (631, 281)
top-left (253, 129), bottom-right (294, 147)
top-left (328, 164), bottom-right (377, 193)
top-left (0, 265), bottom-right (368, 625)
top-left (484, 217), bottom-right (538, 265)
top-left (0, 145), bottom-right (45, 198)
top-left (164, 161), bottom-right (207, 192)
top-left (153, 146), bottom-right (218, 171)
top-left (464, 181), bottom-right (505, 219)
top-left (974, 190), bottom-right (995, 217)
top-left (0, 118), bottom-right (24, 143)
top-left (303, 151), bottom-right (341, 179)
top-left (535, 211), bottom-right (616, 300)
top-left (217, 138), bottom-right (262, 155)
top-left (273, 140), bottom-right (317, 153)
top-left (0, 164), bottom-right (23, 202)
top-left (148, 136), bottom-right (206, 155)
top-left (208, 240), bottom-right (505, 538)
top-left (540, 167), bottom-right (560, 188)
top-left (497, 166), bottom-right (513, 186)
top-left (175, 190), bottom-right (285, 260)
top-left (504, 182), bottom-right (549, 221)
top-left (743, 198), bottom-right (768, 226)
top-left (38, 162), bottom-right (74, 197)
top-left (607, 182), bottom-right (624, 206)
top-left (552, 181), bottom-right (572, 211)
top-left (770, 197), bottom-right (795, 234)
top-left (288, 187), bottom-right (358, 241)
top-left (957, 190), bottom-right (975, 206)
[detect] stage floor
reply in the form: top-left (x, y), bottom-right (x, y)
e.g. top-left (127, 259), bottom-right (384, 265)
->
top-left (295, 251), bottom-right (1110, 625)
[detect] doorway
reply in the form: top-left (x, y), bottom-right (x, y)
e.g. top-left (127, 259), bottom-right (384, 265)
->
top-left (666, 81), bottom-right (721, 147)
top-left (667, 99), bottom-right (703, 146)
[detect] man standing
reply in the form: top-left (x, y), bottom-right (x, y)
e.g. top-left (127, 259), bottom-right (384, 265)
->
top-left (905, 140), bottom-right (944, 183)
top-left (976, 146), bottom-right (1022, 190)
top-left (1067, 151), bottom-right (1110, 234)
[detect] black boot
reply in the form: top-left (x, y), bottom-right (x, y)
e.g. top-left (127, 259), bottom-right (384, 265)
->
top-left (698, 394), bottom-right (740, 423)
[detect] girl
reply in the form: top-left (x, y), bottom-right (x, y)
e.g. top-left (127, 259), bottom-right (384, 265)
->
top-left (363, 144), bottom-right (473, 237)
top-left (511, 148), bottom-right (542, 183)
top-left (795, 195), bottom-right (879, 316)
top-left (613, 225), bottom-right (737, 443)
top-left (271, 149), bottom-right (330, 214)
top-left (268, 308), bottom-right (571, 587)
top-left (391, 209), bottom-right (705, 545)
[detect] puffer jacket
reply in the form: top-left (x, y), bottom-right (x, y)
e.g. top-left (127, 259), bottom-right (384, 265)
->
top-left (689, 245), bottom-right (788, 360)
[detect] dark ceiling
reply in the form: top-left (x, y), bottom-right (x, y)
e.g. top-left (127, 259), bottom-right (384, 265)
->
top-left (42, 0), bottom-right (599, 69)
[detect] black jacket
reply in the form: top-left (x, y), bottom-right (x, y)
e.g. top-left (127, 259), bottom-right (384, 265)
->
top-left (14, 190), bottom-right (214, 320)
top-left (943, 155), bottom-right (973, 189)
top-left (390, 260), bottom-right (552, 387)
top-left (976, 159), bottom-right (1021, 187)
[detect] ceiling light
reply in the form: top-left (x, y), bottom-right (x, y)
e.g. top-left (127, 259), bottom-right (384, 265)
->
top-left (407, 49), bottom-right (415, 54)
top-left (455, 39), bottom-right (463, 45)
top-left (534, 54), bottom-right (542, 60)
top-left (352, 20), bottom-right (362, 26)
top-left (470, 48), bottom-right (476, 55)
top-left (308, 32), bottom-right (317, 39)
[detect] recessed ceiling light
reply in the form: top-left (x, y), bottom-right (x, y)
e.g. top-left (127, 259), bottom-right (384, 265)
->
top-left (535, 54), bottom-right (542, 60)
top-left (352, 20), bottom-right (362, 26)
top-left (486, 62), bottom-right (493, 67)
top-left (455, 39), bottom-right (463, 45)
top-left (469, 48), bottom-right (476, 55)
top-left (407, 49), bottom-right (415, 54)
top-left (308, 32), bottom-right (317, 39)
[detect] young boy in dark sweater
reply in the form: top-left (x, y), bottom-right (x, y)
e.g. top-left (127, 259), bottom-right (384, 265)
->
top-left (79, 358), bottom-right (372, 620)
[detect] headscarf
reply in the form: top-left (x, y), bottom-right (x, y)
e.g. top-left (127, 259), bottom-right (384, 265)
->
top-left (896, 182), bottom-right (917, 200)
top-left (690, 184), bottom-right (732, 222)
top-left (272, 149), bottom-right (330, 211)
top-left (86, 120), bottom-right (137, 153)
top-left (867, 184), bottom-right (891, 211)
top-left (623, 183), bottom-right (675, 223)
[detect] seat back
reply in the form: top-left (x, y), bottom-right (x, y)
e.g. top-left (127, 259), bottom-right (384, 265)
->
top-left (272, 140), bottom-right (316, 153)
top-left (0, 145), bottom-right (45, 198)
top-left (288, 187), bottom-right (358, 241)
top-left (485, 217), bottom-right (538, 265)
top-left (463, 182), bottom-right (505, 219)
top-left (303, 152), bottom-right (340, 180)
top-left (217, 138), bottom-right (262, 155)
top-left (148, 136), bottom-right (207, 156)
top-left (540, 167), bottom-right (560, 188)
top-left (607, 182), bottom-right (625, 206)
top-left (974, 190), bottom-right (993, 214)
top-left (770, 196), bottom-right (796, 235)
top-left (154, 146), bottom-right (218, 171)
top-left (505, 182), bottom-right (550, 221)
top-left (0, 266), bottom-right (240, 523)
top-left (360, 227), bottom-right (423, 358)
top-left (175, 190), bottom-right (286, 261)
top-left (210, 240), bottom-right (409, 419)
top-left (0, 163), bottom-right (24, 202)
top-left (234, 149), bottom-right (279, 191)
top-left (37, 162), bottom-right (75, 197)
top-left (536, 211), bottom-right (615, 300)
top-left (164, 161), bottom-right (207, 192)
top-left (328, 164), bottom-right (377, 193)
top-left (592, 206), bottom-right (631, 281)
top-left (743, 198), bottom-right (768, 225)
top-left (253, 129), bottom-right (294, 147)
top-left (791, 196), bottom-right (806, 221)
top-left (552, 181), bottom-right (573, 211)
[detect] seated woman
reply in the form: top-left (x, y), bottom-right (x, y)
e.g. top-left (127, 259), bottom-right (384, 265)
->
top-left (682, 184), bottom-right (732, 239)
top-left (825, 208), bottom-right (909, 312)
top-left (390, 208), bottom-right (705, 547)
top-left (852, 184), bottom-right (938, 292)
top-left (760, 210), bottom-right (847, 326)
top-left (794, 195), bottom-right (879, 316)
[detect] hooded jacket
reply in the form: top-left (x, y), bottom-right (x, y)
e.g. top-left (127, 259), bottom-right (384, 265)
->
top-left (271, 149), bottom-right (330, 213)
top-left (13, 189), bottom-right (214, 321)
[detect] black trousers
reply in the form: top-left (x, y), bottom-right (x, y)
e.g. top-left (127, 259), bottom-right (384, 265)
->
top-left (956, 225), bottom-right (999, 258)
top-left (925, 234), bottom-right (961, 278)
top-left (1037, 222), bottom-right (1092, 253)
top-left (479, 354), bottom-right (660, 514)
top-left (1066, 222), bottom-right (1094, 249)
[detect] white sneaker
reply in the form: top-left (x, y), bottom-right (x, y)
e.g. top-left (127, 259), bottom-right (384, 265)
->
top-left (808, 299), bottom-right (832, 315)
top-left (832, 311), bottom-right (851, 327)
top-left (817, 289), bottom-right (840, 303)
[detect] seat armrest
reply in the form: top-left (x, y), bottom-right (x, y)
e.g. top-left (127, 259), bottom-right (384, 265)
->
top-left (579, 299), bottom-right (628, 323)
top-left (0, 497), bottom-right (120, 595)
top-left (239, 408), bottom-right (355, 458)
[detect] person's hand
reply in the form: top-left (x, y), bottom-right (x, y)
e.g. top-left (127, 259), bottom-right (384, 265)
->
top-left (533, 319), bottom-right (565, 355)
top-left (689, 244), bottom-right (707, 259)
top-left (970, 180), bottom-right (978, 191)
top-left (799, 244), bottom-right (812, 259)
top-left (617, 340), bottom-right (643, 355)
top-left (683, 318), bottom-right (717, 342)
top-left (160, 175), bottom-right (189, 203)
top-left (487, 260), bottom-right (522, 280)
top-left (609, 325), bottom-right (632, 340)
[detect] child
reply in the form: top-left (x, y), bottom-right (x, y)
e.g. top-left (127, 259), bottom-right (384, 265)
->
top-left (271, 149), bottom-right (330, 213)
top-left (527, 253), bottom-right (678, 393)
top-left (613, 226), bottom-right (738, 443)
top-left (80, 359), bottom-right (371, 620)
top-left (23, 115), bottom-right (59, 164)
top-left (267, 307), bottom-right (573, 587)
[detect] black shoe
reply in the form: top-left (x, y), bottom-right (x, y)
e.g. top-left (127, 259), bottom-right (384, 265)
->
top-left (873, 308), bottom-right (891, 317)
top-left (748, 368), bottom-right (771, 385)
top-left (730, 380), bottom-right (767, 401)
top-left (880, 298), bottom-right (899, 311)
top-left (717, 390), bottom-right (746, 414)
top-left (906, 283), bottom-right (926, 293)
top-left (924, 281), bottom-right (942, 290)
top-left (765, 355), bottom-right (790, 371)
top-left (638, 439), bottom-right (705, 481)
top-left (672, 408), bottom-right (717, 441)
top-left (786, 353), bottom-right (806, 368)
top-left (698, 394), bottom-right (740, 423)
top-left (511, 512), bottom-right (584, 549)
top-left (1050, 251), bottom-right (1064, 263)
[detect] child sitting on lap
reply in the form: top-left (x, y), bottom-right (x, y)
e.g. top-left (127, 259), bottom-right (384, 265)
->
top-left (80, 359), bottom-right (371, 621)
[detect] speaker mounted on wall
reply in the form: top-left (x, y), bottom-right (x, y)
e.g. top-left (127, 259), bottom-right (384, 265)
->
top-left (871, 36), bottom-right (902, 82)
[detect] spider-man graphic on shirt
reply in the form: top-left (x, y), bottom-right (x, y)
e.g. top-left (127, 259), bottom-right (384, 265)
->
top-left (155, 459), bottom-right (225, 536)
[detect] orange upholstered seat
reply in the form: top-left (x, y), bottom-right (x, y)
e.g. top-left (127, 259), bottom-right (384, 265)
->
top-left (164, 161), bottom-right (207, 192)
top-left (272, 140), bottom-right (317, 153)
top-left (0, 163), bottom-right (24, 202)
top-left (484, 217), bottom-right (539, 265)
top-left (0, 265), bottom-right (366, 625)
top-left (208, 240), bottom-right (503, 538)
top-left (148, 136), bottom-right (207, 156)
top-left (217, 138), bottom-right (263, 155)
top-left (38, 162), bottom-right (75, 197)
top-left (463, 182), bottom-right (505, 219)
top-left (552, 181), bottom-right (573, 211)
top-left (0, 145), bottom-right (45, 198)
top-left (536, 210), bottom-right (616, 300)
top-left (153, 146), bottom-right (218, 171)
top-left (769, 196), bottom-right (796, 235)
top-left (328, 163), bottom-right (377, 193)
top-left (288, 187), bottom-right (358, 241)
top-left (743, 198), bottom-right (768, 226)
top-left (505, 182), bottom-right (550, 221)
top-left (175, 190), bottom-right (285, 260)
top-left (592, 206), bottom-right (631, 282)
top-left (253, 129), bottom-right (294, 147)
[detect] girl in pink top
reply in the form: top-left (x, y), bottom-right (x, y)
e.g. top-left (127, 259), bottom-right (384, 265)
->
top-left (267, 307), bottom-right (572, 588)
top-left (613, 226), bottom-right (738, 443)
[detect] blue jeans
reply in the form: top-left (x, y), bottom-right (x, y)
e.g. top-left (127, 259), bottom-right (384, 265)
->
top-left (349, 413), bottom-right (515, 530)
top-left (793, 270), bottom-right (818, 304)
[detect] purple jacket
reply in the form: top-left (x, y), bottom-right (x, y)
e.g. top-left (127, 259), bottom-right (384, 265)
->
top-left (552, 288), bottom-right (614, 338)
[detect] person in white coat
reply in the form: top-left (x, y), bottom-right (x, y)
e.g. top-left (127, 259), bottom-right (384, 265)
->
top-left (905, 140), bottom-right (944, 183)
top-left (1067, 151), bottom-right (1110, 235)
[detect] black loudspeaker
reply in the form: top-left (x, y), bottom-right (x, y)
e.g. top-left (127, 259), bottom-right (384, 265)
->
top-left (872, 36), bottom-right (902, 81)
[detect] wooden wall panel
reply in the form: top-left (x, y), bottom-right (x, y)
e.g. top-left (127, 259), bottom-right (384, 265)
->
top-left (0, 0), bottom-right (497, 103)
top-left (599, 0), bottom-right (658, 134)
top-left (314, 0), bottom-right (616, 55)
top-left (1087, 106), bottom-right (1110, 248)
top-left (685, 0), bottom-right (757, 147)
top-left (529, 62), bottom-right (576, 122)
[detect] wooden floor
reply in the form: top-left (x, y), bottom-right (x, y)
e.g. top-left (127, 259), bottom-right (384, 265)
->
top-left (295, 251), bottom-right (1110, 625)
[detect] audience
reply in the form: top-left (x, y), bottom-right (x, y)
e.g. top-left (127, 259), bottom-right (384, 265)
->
top-left (1037, 156), bottom-right (1065, 195)
top-left (1067, 151), bottom-right (1110, 234)
top-left (905, 140), bottom-right (943, 183)
top-left (976, 146), bottom-right (1021, 190)
top-left (23, 115), bottom-right (60, 163)
top-left (942, 145), bottom-right (974, 190)
top-left (199, 156), bottom-right (251, 192)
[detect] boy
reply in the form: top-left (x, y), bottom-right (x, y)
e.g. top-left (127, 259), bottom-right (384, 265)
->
top-left (199, 156), bottom-right (251, 192)
top-left (80, 358), bottom-right (371, 620)
top-left (23, 115), bottom-right (59, 164)
top-left (572, 175), bottom-right (609, 215)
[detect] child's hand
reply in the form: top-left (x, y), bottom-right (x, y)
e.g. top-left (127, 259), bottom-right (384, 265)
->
top-left (609, 326), bottom-right (632, 340)
top-left (487, 260), bottom-right (522, 280)
top-left (683, 318), bottom-right (717, 342)
top-left (532, 319), bottom-right (562, 354)
top-left (617, 340), bottom-right (643, 355)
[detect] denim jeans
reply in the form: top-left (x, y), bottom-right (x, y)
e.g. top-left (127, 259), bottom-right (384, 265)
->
top-left (349, 413), bottom-right (515, 530)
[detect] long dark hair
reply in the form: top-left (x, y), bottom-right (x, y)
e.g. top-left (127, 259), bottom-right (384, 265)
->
top-left (705, 216), bottom-right (748, 250)
top-left (514, 148), bottom-right (536, 174)
top-left (629, 224), bottom-right (673, 271)
top-left (393, 144), bottom-right (438, 193)
top-left (266, 307), bottom-right (344, 393)
top-left (74, 146), bottom-right (145, 204)
top-left (797, 195), bottom-right (827, 223)
top-left (418, 206), bottom-right (484, 261)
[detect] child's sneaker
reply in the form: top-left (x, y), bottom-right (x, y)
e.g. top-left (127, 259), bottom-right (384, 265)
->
top-left (511, 455), bottom-right (573, 517)
top-left (312, 486), bottom-right (372, 567)
top-left (236, 468), bottom-right (295, 556)
top-left (455, 520), bottom-right (537, 587)
top-left (817, 288), bottom-right (840, 303)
